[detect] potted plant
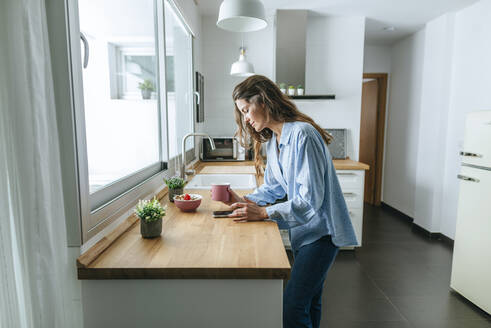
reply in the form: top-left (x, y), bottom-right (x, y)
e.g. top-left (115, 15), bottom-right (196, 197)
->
top-left (297, 84), bottom-right (304, 96)
top-left (135, 198), bottom-right (167, 238)
top-left (288, 85), bottom-right (296, 96)
top-left (279, 83), bottom-right (287, 94)
top-left (138, 79), bottom-right (155, 99)
top-left (164, 176), bottom-right (186, 202)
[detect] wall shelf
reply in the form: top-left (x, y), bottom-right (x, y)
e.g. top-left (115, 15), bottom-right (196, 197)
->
top-left (289, 95), bottom-right (336, 100)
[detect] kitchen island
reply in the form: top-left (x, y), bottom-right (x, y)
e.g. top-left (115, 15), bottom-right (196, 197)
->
top-left (77, 162), bottom-right (290, 328)
top-left (77, 160), bottom-right (368, 327)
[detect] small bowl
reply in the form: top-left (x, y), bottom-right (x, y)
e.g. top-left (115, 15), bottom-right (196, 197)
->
top-left (173, 194), bottom-right (202, 212)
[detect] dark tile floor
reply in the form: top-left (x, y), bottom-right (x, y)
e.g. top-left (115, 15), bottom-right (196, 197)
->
top-left (290, 204), bottom-right (491, 328)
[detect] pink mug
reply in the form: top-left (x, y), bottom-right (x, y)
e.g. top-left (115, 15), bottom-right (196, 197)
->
top-left (211, 183), bottom-right (230, 202)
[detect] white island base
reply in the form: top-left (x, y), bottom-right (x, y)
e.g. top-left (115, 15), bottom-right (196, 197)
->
top-left (82, 279), bottom-right (283, 328)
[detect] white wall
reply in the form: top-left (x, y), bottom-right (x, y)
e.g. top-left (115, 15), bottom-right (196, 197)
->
top-left (202, 16), bottom-right (365, 159)
top-left (414, 13), bottom-right (455, 233)
top-left (383, 30), bottom-right (426, 218)
top-left (441, 0), bottom-right (491, 238)
top-left (201, 15), bottom-right (275, 137)
top-left (383, 0), bottom-right (491, 239)
top-left (300, 15), bottom-right (366, 161)
top-left (363, 45), bottom-right (392, 74)
top-left (200, 14), bottom-right (366, 160)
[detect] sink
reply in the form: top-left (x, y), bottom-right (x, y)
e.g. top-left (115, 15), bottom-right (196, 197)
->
top-left (186, 174), bottom-right (257, 190)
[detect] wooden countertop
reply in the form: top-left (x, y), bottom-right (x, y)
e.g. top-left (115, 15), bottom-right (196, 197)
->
top-left (77, 164), bottom-right (289, 280)
top-left (195, 159), bottom-right (369, 171)
top-left (333, 159), bottom-right (369, 170)
top-left (77, 159), bottom-right (367, 280)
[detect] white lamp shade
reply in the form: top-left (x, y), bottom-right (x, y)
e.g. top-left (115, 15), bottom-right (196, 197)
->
top-left (230, 53), bottom-right (255, 77)
top-left (217, 0), bottom-right (267, 32)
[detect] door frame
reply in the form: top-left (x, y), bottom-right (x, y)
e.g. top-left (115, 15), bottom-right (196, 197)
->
top-left (362, 73), bottom-right (388, 206)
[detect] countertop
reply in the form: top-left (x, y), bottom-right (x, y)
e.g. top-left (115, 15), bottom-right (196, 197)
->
top-left (77, 162), bottom-right (289, 280)
top-left (195, 159), bottom-right (369, 172)
top-left (77, 159), bottom-right (368, 280)
top-left (332, 159), bottom-right (369, 170)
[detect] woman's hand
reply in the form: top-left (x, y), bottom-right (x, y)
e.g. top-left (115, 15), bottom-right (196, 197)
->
top-left (218, 187), bottom-right (246, 206)
top-left (228, 202), bottom-right (269, 222)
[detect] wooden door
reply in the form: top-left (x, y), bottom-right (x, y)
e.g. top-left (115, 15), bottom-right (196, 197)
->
top-left (360, 79), bottom-right (378, 204)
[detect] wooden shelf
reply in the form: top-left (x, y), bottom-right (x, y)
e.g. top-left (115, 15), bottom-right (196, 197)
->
top-left (289, 95), bottom-right (336, 100)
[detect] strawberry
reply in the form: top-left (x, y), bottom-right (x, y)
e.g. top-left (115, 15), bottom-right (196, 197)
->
top-left (183, 194), bottom-right (191, 200)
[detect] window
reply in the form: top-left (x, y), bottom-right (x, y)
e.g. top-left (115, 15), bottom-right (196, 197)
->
top-left (68, 0), bottom-right (194, 242)
top-left (164, 0), bottom-right (194, 159)
top-left (108, 43), bottom-right (157, 100)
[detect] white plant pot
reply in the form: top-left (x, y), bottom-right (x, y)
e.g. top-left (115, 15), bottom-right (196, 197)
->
top-left (297, 89), bottom-right (304, 96)
top-left (288, 89), bottom-right (295, 96)
top-left (280, 88), bottom-right (286, 94)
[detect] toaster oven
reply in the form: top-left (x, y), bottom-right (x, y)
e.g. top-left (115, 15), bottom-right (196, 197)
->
top-left (201, 137), bottom-right (246, 161)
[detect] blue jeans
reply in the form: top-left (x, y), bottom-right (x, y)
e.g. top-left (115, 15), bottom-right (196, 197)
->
top-left (283, 235), bottom-right (339, 328)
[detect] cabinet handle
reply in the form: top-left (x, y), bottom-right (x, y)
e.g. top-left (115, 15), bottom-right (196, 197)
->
top-left (343, 192), bottom-right (356, 197)
top-left (80, 32), bottom-right (89, 69)
top-left (338, 172), bottom-right (356, 176)
top-left (460, 151), bottom-right (482, 158)
top-left (457, 174), bottom-right (480, 183)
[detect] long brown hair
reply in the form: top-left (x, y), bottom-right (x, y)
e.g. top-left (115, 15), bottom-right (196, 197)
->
top-left (232, 75), bottom-right (332, 176)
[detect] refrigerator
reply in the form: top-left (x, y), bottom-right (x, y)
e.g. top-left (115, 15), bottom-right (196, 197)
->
top-left (450, 110), bottom-right (491, 315)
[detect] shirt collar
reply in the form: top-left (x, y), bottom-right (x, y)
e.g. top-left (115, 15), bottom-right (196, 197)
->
top-left (277, 121), bottom-right (294, 147)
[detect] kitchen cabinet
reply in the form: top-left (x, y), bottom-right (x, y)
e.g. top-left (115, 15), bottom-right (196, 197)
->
top-left (337, 169), bottom-right (365, 247)
top-left (77, 164), bottom-right (289, 328)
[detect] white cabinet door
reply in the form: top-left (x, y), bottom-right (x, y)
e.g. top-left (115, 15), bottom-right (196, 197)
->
top-left (348, 208), bottom-right (363, 246)
top-left (451, 165), bottom-right (491, 314)
top-left (337, 171), bottom-right (364, 191)
top-left (337, 170), bottom-right (365, 247)
top-left (461, 111), bottom-right (491, 168)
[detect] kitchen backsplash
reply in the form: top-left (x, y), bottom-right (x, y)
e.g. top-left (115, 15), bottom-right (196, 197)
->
top-left (325, 128), bottom-right (347, 159)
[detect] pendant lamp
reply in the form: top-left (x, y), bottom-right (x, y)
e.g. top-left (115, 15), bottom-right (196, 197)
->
top-left (230, 47), bottom-right (254, 77)
top-left (217, 0), bottom-right (267, 32)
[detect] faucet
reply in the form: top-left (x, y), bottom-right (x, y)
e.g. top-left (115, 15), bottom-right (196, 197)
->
top-left (181, 133), bottom-right (216, 179)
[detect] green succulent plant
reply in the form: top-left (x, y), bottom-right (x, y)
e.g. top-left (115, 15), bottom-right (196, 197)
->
top-left (164, 176), bottom-right (186, 190)
top-left (135, 198), bottom-right (167, 222)
top-left (138, 79), bottom-right (155, 91)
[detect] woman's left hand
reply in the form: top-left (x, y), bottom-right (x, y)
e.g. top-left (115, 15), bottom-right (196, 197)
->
top-left (228, 201), bottom-right (269, 222)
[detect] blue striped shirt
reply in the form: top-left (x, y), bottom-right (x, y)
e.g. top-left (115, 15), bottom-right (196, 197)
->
top-left (246, 121), bottom-right (358, 250)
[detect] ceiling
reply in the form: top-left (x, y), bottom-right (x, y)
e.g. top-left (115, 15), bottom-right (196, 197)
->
top-left (196, 0), bottom-right (479, 45)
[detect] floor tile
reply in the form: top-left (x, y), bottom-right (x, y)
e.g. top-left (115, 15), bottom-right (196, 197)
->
top-left (323, 297), bottom-right (404, 322)
top-left (314, 204), bottom-right (491, 327)
top-left (391, 293), bottom-right (490, 322)
top-left (322, 320), bottom-right (412, 328)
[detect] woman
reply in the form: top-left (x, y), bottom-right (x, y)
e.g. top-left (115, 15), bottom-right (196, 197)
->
top-left (222, 75), bottom-right (357, 328)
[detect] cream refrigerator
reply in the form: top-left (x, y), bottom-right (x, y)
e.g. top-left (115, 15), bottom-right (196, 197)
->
top-left (450, 110), bottom-right (491, 314)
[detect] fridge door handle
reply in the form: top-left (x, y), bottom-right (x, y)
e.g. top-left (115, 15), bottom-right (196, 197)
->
top-left (80, 32), bottom-right (89, 69)
top-left (459, 151), bottom-right (482, 158)
top-left (457, 174), bottom-right (480, 183)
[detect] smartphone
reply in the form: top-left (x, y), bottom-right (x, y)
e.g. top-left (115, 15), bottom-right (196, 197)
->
top-left (213, 210), bottom-right (233, 218)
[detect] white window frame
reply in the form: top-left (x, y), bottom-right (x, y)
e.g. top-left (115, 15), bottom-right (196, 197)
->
top-left (108, 43), bottom-right (157, 100)
top-left (64, 0), bottom-right (195, 243)
top-left (164, 0), bottom-right (196, 160)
